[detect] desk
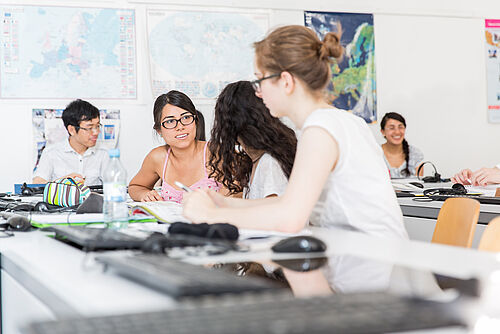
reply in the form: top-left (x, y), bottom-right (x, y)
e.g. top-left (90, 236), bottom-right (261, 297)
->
top-left (2, 227), bottom-right (500, 333)
top-left (399, 197), bottom-right (500, 247)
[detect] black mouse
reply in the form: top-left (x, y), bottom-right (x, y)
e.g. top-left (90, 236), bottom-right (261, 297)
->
top-left (271, 236), bottom-right (327, 253)
top-left (141, 232), bottom-right (167, 254)
top-left (0, 213), bottom-right (31, 231)
top-left (9, 215), bottom-right (31, 231)
top-left (409, 182), bottom-right (424, 188)
top-left (452, 183), bottom-right (467, 194)
top-left (272, 257), bottom-right (328, 272)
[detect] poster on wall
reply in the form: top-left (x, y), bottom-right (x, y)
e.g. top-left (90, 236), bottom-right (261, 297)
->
top-left (304, 11), bottom-right (377, 124)
top-left (147, 8), bottom-right (269, 99)
top-left (32, 109), bottom-right (120, 172)
top-left (0, 5), bottom-right (137, 99)
top-left (485, 19), bottom-right (500, 123)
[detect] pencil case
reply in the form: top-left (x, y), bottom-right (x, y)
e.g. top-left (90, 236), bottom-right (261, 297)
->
top-left (43, 177), bottom-right (91, 207)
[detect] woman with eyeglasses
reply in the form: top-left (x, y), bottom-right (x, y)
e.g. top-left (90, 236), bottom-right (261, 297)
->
top-left (128, 90), bottom-right (220, 202)
top-left (208, 80), bottom-right (297, 200)
top-left (183, 25), bottom-right (407, 239)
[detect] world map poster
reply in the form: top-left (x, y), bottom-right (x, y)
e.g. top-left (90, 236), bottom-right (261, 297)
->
top-left (0, 5), bottom-right (137, 99)
top-left (147, 9), bottom-right (269, 99)
top-left (485, 19), bottom-right (500, 123)
top-left (305, 11), bottom-right (377, 123)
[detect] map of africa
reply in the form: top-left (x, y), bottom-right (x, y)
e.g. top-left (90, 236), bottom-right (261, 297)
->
top-left (0, 6), bottom-right (136, 99)
top-left (305, 12), bottom-right (377, 123)
top-left (147, 9), bottom-right (269, 99)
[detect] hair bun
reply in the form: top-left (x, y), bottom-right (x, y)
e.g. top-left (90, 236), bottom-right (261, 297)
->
top-left (319, 32), bottom-right (343, 60)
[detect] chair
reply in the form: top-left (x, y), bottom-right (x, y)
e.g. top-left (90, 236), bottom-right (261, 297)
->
top-left (431, 198), bottom-right (480, 248)
top-left (478, 216), bottom-right (500, 252)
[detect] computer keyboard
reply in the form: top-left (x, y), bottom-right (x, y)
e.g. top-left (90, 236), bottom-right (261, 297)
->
top-left (96, 253), bottom-right (281, 298)
top-left (50, 226), bottom-right (144, 251)
top-left (26, 291), bottom-right (466, 334)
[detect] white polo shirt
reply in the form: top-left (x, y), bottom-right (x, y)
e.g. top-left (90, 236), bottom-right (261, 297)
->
top-left (33, 139), bottom-right (109, 186)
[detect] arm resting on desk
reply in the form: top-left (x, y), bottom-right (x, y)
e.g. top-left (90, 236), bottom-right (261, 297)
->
top-left (183, 127), bottom-right (337, 233)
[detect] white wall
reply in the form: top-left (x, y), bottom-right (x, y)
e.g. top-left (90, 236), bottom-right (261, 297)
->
top-left (1, 0), bottom-right (499, 191)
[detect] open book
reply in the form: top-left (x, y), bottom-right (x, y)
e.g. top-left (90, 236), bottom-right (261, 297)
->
top-left (129, 201), bottom-right (190, 223)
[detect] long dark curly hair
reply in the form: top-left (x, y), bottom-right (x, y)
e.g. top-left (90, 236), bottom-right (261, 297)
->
top-left (208, 81), bottom-right (297, 195)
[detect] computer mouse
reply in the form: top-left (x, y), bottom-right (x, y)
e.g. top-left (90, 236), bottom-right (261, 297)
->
top-left (8, 215), bottom-right (31, 231)
top-left (409, 182), bottom-right (424, 189)
top-left (452, 183), bottom-right (467, 195)
top-left (272, 257), bottom-right (328, 272)
top-left (141, 232), bottom-right (167, 254)
top-left (271, 236), bottom-right (327, 253)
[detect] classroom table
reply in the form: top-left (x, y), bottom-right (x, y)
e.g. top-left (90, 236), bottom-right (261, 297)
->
top-left (399, 197), bottom-right (500, 247)
top-left (2, 225), bottom-right (500, 333)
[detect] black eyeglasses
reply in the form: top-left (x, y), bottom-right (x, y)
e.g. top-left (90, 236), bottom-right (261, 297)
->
top-left (250, 73), bottom-right (281, 92)
top-left (161, 114), bottom-right (196, 129)
top-left (77, 123), bottom-right (102, 133)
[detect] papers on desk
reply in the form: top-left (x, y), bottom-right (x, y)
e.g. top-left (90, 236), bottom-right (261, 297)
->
top-left (465, 185), bottom-right (500, 196)
top-left (391, 180), bottom-right (423, 192)
top-left (129, 201), bottom-right (189, 223)
top-left (29, 213), bottom-right (156, 227)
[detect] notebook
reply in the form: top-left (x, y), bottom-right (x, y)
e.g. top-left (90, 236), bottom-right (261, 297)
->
top-left (29, 213), bottom-right (156, 228)
top-left (129, 201), bottom-right (190, 223)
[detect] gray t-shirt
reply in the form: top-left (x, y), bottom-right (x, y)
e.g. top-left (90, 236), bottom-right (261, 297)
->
top-left (243, 153), bottom-right (288, 200)
top-left (384, 145), bottom-right (424, 179)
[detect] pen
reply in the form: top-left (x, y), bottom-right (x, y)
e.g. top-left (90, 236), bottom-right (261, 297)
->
top-left (174, 181), bottom-right (193, 193)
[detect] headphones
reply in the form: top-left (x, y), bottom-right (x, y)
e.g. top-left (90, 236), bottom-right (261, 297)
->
top-left (417, 161), bottom-right (450, 183)
top-left (423, 183), bottom-right (467, 197)
top-left (20, 183), bottom-right (45, 196)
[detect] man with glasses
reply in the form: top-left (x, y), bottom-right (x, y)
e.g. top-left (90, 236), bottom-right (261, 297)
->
top-left (33, 99), bottom-right (109, 186)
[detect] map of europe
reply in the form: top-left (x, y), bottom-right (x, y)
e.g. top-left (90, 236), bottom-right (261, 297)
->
top-left (0, 6), bottom-right (136, 98)
top-left (148, 10), bottom-right (269, 99)
top-left (305, 12), bottom-right (377, 123)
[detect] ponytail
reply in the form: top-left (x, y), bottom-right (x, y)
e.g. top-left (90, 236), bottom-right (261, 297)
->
top-left (402, 139), bottom-right (410, 176)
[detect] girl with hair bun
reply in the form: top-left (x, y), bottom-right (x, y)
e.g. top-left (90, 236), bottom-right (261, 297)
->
top-left (380, 112), bottom-right (424, 178)
top-left (184, 25), bottom-right (407, 240)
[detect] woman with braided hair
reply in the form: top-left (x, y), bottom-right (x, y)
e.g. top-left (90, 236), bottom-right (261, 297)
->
top-left (380, 112), bottom-right (424, 178)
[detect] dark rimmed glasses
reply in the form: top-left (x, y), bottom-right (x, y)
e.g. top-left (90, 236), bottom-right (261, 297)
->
top-left (78, 123), bottom-right (102, 133)
top-left (250, 73), bottom-right (281, 92)
top-left (161, 114), bottom-right (196, 129)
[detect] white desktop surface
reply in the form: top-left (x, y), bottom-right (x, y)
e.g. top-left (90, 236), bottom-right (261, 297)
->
top-left (2, 226), bottom-right (500, 334)
top-left (0, 231), bottom-right (175, 317)
top-left (398, 197), bottom-right (500, 225)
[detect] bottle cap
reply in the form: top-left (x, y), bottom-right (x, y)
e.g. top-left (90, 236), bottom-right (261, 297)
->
top-left (108, 148), bottom-right (120, 158)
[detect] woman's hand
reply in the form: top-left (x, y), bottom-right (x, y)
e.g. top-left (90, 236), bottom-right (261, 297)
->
top-left (140, 190), bottom-right (163, 202)
top-left (451, 169), bottom-right (473, 185)
top-left (470, 167), bottom-right (500, 186)
top-left (183, 190), bottom-right (217, 223)
top-left (207, 190), bottom-right (229, 207)
top-left (452, 167), bottom-right (500, 186)
top-left (62, 173), bottom-right (85, 182)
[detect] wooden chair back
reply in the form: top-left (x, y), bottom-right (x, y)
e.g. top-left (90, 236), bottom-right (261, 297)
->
top-left (478, 216), bottom-right (500, 252)
top-left (431, 198), bottom-right (480, 248)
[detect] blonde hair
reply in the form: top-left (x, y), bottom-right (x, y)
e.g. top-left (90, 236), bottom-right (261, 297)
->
top-left (254, 25), bottom-right (343, 92)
